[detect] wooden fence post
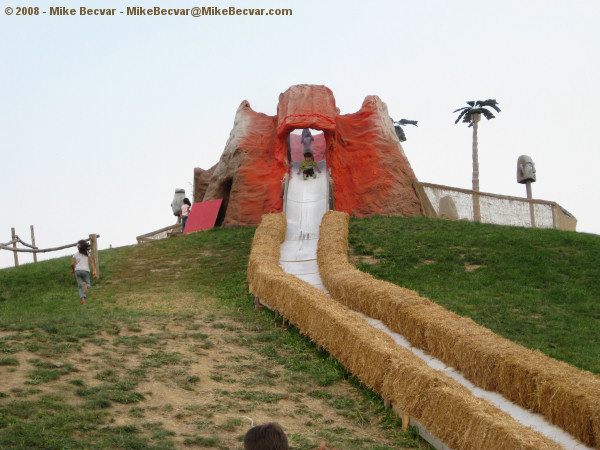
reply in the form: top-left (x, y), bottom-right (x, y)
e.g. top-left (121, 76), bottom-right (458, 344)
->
top-left (11, 228), bottom-right (19, 267)
top-left (30, 225), bottom-right (38, 263)
top-left (402, 412), bottom-right (410, 431)
top-left (89, 234), bottom-right (99, 277)
top-left (526, 181), bottom-right (536, 228)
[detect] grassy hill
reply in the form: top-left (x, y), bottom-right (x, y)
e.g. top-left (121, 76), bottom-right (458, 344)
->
top-left (348, 216), bottom-right (600, 375)
top-left (0, 216), bottom-right (598, 449)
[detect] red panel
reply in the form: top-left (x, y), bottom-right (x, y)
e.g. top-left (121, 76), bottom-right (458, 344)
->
top-left (183, 199), bottom-right (223, 234)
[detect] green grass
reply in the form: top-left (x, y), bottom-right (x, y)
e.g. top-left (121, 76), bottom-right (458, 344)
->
top-left (1, 225), bottom-right (430, 448)
top-left (0, 358), bottom-right (19, 366)
top-left (1, 216), bottom-right (597, 448)
top-left (348, 216), bottom-right (600, 374)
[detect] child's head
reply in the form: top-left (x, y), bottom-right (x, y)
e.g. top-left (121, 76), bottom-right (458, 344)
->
top-left (301, 128), bottom-right (311, 137)
top-left (304, 152), bottom-right (312, 160)
top-left (183, 198), bottom-right (191, 206)
top-left (77, 240), bottom-right (89, 256)
top-left (244, 423), bottom-right (288, 450)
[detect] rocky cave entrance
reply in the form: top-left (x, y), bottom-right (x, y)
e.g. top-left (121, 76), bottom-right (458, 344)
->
top-left (214, 177), bottom-right (233, 227)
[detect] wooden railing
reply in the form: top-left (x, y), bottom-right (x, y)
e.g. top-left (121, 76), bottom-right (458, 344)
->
top-left (1, 226), bottom-right (100, 275)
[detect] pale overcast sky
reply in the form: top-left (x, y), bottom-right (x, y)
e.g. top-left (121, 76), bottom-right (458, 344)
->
top-left (1, 0), bottom-right (599, 268)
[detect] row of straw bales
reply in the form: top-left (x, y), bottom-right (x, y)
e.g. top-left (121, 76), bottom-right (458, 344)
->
top-left (317, 210), bottom-right (600, 448)
top-left (247, 213), bottom-right (561, 449)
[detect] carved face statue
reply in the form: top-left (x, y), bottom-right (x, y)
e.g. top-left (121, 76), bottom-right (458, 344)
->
top-left (171, 189), bottom-right (186, 216)
top-left (517, 155), bottom-right (536, 183)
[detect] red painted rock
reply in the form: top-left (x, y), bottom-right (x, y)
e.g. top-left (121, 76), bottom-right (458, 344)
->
top-left (200, 100), bottom-right (284, 227)
top-left (276, 84), bottom-right (338, 137)
top-left (331, 95), bottom-right (422, 217)
top-left (195, 85), bottom-right (424, 226)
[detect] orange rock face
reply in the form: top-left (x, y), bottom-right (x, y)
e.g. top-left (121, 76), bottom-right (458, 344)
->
top-left (201, 101), bottom-right (283, 227)
top-left (331, 95), bottom-right (422, 217)
top-left (196, 84), bottom-right (424, 226)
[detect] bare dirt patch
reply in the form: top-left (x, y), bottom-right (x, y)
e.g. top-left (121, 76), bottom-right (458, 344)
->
top-left (113, 292), bottom-right (218, 312)
top-left (1, 307), bottom-right (415, 449)
top-left (464, 264), bottom-right (484, 272)
top-left (1, 257), bottom-right (424, 449)
top-left (348, 247), bottom-right (380, 266)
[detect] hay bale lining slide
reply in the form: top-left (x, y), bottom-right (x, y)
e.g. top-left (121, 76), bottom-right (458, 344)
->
top-left (247, 213), bottom-right (562, 449)
top-left (317, 211), bottom-right (600, 448)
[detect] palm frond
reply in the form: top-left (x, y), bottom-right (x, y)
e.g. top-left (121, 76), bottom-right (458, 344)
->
top-left (398, 119), bottom-right (418, 127)
top-left (479, 99), bottom-right (501, 113)
top-left (454, 110), bottom-right (467, 124)
top-left (394, 125), bottom-right (407, 142)
top-left (455, 99), bottom-right (501, 125)
top-left (480, 109), bottom-right (496, 120)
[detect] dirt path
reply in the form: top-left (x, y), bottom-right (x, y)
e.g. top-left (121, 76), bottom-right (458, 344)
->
top-left (0, 293), bottom-right (423, 449)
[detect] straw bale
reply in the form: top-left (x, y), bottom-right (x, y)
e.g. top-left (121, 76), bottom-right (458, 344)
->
top-left (321, 312), bottom-right (397, 393)
top-left (317, 211), bottom-right (430, 315)
top-left (382, 357), bottom-right (561, 450)
top-left (246, 213), bottom-right (564, 448)
top-left (318, 210), bottom-right (600, 447)
top-left (397, 296), bottom-right (600, 445)
top-left (247, 214), bottom-right (397, 392)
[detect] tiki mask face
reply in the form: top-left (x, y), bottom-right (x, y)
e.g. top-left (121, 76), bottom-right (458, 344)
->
top-left (171, 189), bottom-right (186, 216)
top-left (517, 155), bottom-right (536, 183)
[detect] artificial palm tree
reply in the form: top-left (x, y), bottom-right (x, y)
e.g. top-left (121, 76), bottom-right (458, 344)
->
top-left (392, 118), bottom-right (418, 142)
top-left (453, 99), bottom-right (500, 221)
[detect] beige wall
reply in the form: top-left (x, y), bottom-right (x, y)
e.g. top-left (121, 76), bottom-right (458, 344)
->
top-left (420, 182), bottom-right (577, 231)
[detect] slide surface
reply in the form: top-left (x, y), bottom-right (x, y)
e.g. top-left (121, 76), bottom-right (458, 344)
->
top-left (279, 161), bottom-right (328, 291)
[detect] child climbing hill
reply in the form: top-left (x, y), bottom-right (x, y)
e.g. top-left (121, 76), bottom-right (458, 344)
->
top-left (70, 240), bottom-right (97, 305)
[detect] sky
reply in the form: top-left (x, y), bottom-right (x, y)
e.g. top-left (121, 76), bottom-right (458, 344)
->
top-left (1, 0), bottom-right (599, 269)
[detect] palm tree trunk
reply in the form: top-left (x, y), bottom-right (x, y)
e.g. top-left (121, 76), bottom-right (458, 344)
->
top-left (472, 114), bottom-right (481, 221)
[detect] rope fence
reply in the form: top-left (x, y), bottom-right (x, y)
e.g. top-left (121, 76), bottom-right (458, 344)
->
top-left (1, 226), bottom-right (100, 275)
